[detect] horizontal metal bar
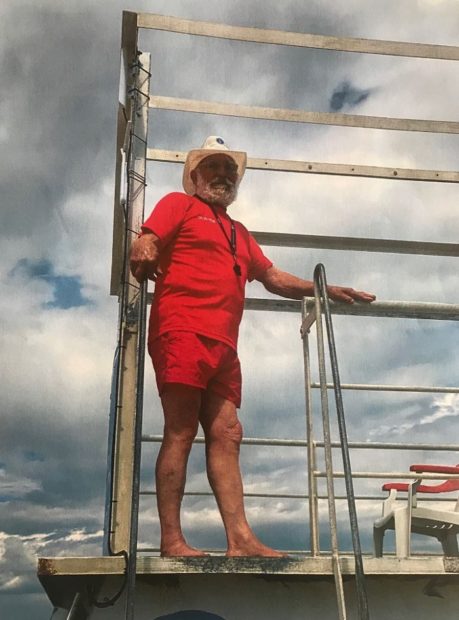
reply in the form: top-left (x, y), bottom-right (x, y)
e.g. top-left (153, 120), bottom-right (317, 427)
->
top-left (146, 149), bottom-right (459, 184)
top-left (147, 295), bottom-right (293, 309)
top-left (142, 435), bottom-right (459, 451)
top-left (136, 547), bottom-right (312, 556)
top-left (315, 471), bottom-right (459, 480)
top-left (145, 294), bottom-right (297, 311)
top-left (150, 95), bottom-right (459, 135)
top-left (137, 13), bottom-right (459, 61)
top-left (252, 231), bottom-right (459, 256)
top-left (245, 297), bottom-right (300, 313)
top-left (324, 442), bottom-right (459, 451)
top-left (139, 490), bottom-right (456, 502)
top-left (245, 297), bottom-right (459, 321)
top-left (310, 382), bottom-right (459, 393)
top-left (141, 491), bottom-right (308, 499)
top-left (141, 434), bottom-right (308, 447)
top-left (303, 298), bottom-right (459, 321)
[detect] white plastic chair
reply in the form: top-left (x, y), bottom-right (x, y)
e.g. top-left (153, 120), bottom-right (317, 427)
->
top-left (373, 463), bottom-right (459, 558)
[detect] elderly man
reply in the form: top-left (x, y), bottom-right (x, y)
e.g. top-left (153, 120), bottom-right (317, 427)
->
top-left (130, 136), bottom-right (375, 557)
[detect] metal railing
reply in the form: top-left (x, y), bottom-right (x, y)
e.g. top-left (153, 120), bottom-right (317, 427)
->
top-left (137, 295), bottom-right (459, 563)
top-left (302, 264), bottom-right (369, 619)
top-left (302, 267), bottom-right (459, 617)
top-left (301, 298), bottom-right (459, 554)
top-left (105, 11), bottom-right (459, 620)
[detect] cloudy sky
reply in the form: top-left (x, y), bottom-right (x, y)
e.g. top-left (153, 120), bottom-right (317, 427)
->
top-left (1, 1), bottom-right (458, 618)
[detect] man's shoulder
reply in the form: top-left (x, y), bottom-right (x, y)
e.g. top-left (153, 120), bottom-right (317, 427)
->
top-left (157, 191), bottom-right (192, 206)
top-left (157, 192), bottom-right (211, 211)
top-left (232, 216), bottom-right (250, 236)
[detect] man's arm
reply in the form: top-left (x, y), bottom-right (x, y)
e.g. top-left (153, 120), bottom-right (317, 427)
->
top-left (257, 266), bottom-right (376, 304)
top-left (130, 232), bottom-right (162, 283)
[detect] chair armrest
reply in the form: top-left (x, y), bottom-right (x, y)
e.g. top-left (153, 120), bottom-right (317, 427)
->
top-left (409, 464), bottom-right (459, 493)
top-left (382, 464), bottom-right (459, 495)
top-left (381, 481), bottom-right (420, 511)
top-left (410, 463), bottom-right (459, 474)
top-left (383, 482), bottom-right (409, 492)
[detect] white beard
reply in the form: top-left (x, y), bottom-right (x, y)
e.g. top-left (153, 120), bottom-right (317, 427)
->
top-left (194, 172), bottom-right (238, 208)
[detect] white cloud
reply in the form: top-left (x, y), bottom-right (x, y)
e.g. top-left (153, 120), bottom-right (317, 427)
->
top-left (1, 1), bottom-right (458, 615)
top-left (0, 469), bottom-right (42, 499)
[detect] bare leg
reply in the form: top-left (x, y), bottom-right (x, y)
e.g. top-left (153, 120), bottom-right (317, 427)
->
top-left (156, 383), bottom-right (207, 557)
top-left (200, 391), bottom-right (285, 557)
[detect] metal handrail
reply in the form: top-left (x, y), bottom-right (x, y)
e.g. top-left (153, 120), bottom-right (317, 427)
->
top-left (309, 266), bottom-right (346, 618)
top-left (311, 263), bottom-right (370, 619)
top-left (142, 434), bottom-right (459, 451)
top-left (126, 279), bottom-right (148, 619)
top-left (139, 490), bottom-right (457, 502)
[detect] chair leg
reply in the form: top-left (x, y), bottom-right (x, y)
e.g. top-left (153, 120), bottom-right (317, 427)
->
top-left (393, 509), bottom-right (410, 558)
top-left (373, 526), bottom-right (385, 557)
top-left (441, 532), bottom-right (459, 556)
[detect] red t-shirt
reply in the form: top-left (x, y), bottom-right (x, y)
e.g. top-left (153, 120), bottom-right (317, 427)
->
top-left (142, 192), bottom-right (272, 350)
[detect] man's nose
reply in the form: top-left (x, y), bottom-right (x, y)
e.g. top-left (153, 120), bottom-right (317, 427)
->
top-left (214, 165), bottom-right (236, 179)
top-left (213, 164), bottom-right (229, 176)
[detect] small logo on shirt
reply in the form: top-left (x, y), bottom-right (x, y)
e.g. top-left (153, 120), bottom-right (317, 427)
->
top-left (197, 215), bottom-right (216, 223)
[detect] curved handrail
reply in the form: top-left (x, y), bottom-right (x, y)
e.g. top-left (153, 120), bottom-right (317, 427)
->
top-left (313, 263), bottom-right (370, 620)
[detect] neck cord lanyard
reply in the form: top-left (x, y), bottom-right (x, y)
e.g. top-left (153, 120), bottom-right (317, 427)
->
top-left (207, 203), bottom-right (241, 276)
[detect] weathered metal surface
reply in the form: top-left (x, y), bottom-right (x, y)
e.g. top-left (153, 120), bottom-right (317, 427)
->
top-left (253, 231), bottom-right (459, 256)
top-left (37, 554), bottom-right (459, 576)
top-left (244, 297), bottom-right (459, 321)
top-left (137, 13), bottom-right (459, 61)
top-left (444, 557), bottom-right (459, 572)
top-left (147, 149), bottom-right (459, 184)
top-left (38, 557), bottom-right (126, 577)
top-left (303, 298), bottom-right (459, 321)
top-left (111, 11), bottom-right (138, 296)
top-left (310, 382), bottom-right (459, 393)
top-left (38, 558), bottom-right (58, 576)
top-left (150, 95), bottom-right (459, 134)
top-left (316, 471), bottom-right (459, 480)
top-left (140, 432), bottom-right (459, 452)
top-left (109, 52), bottom-right (151, 555)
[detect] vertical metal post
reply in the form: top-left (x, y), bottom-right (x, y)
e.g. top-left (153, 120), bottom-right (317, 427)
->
top-left (117, 52), bottom-right (151, 620)
top-left (314, 280), bottom-right (347, 620)
top-left (314, 263), bottom-right (370, 620)
top-left (66, 593), bottom-right (82, 620)
top-left (110, 51), bottom-right (150, 561)
top-left (125, 280), bottom-right (148, 619)
top-left (301, 316), bottom-right (320, 555)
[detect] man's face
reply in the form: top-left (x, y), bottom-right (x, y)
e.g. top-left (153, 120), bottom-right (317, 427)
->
top-left (191, 154), bottom-right (239, 207)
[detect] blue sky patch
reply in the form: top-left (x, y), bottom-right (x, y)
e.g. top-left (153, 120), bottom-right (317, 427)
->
top-left (24, 451), bottom-right (45, 462)
top-left (10, 258), bottom-right (90, 309)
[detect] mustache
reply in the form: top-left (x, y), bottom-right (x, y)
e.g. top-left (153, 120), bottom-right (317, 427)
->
top-left (209, 177), bottom-right (236, 189)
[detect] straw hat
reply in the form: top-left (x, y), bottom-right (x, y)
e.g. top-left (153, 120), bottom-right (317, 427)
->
top-left (182, 136), bottom-right (247, 195)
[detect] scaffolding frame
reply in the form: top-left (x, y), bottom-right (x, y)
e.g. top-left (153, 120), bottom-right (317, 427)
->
top-left (55, 9), bottom-right (459, 620)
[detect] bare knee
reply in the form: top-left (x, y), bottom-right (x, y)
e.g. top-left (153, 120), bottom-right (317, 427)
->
top-left (224, 417), bottom-right (243, 444)
top-left (207, 415), bottom-right (243, 448)
top-left (200, 393), bottom-right (243, 448)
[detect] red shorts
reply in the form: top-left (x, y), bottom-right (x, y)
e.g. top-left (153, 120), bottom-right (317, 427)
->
top-left (149, 331), bottom-right (242, 407)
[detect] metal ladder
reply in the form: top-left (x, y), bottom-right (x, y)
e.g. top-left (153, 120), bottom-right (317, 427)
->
top-left (102, 47), bottom-right (151, 620)
top-left (301, 263), bottom-right (370, 620)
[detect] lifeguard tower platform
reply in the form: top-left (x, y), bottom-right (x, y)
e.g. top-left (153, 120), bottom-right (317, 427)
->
top-left (38, 11), bottom-right (459, 620)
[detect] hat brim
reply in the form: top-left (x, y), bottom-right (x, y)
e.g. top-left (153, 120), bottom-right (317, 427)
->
top-left (182, 149), bottom-right (247, 195)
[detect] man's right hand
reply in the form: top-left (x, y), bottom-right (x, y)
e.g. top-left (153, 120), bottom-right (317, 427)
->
top-left (129, 232), bottom-right (162, 283)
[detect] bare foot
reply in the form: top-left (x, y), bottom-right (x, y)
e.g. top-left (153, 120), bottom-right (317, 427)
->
top-left (226, 540), bottom-right (287, 558)
top-left (160, 543), bottom-right (209, 557)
